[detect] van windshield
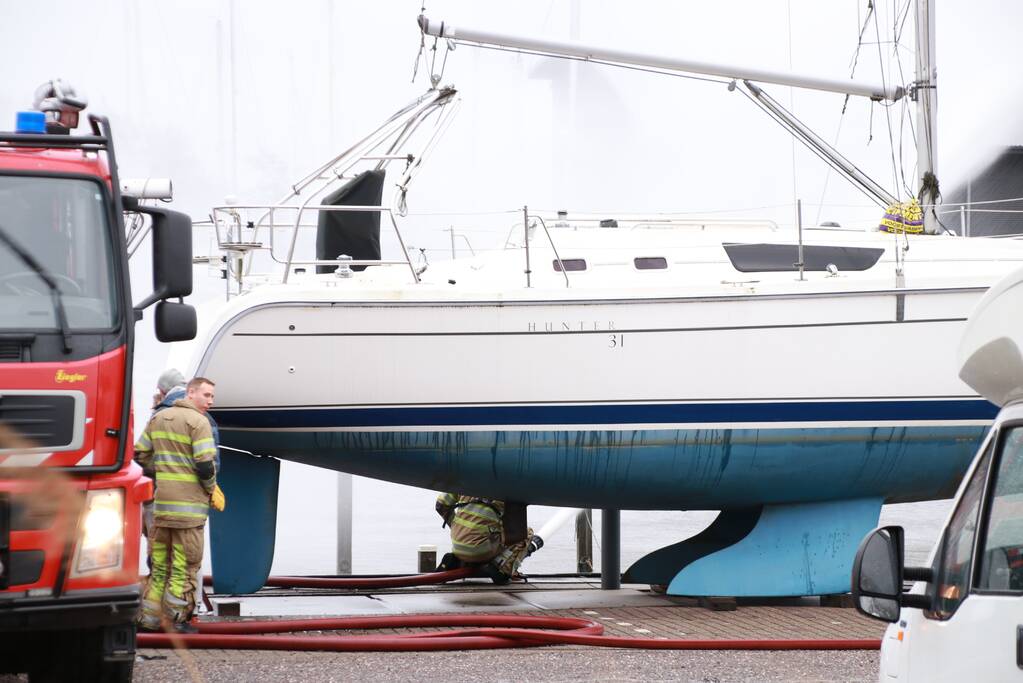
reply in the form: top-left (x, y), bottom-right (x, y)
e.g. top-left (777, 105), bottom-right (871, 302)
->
top-left (930, 439), bottom-right (994, 619)
top-left (0, 175), bottom-right (117, 331)
top-left (977, 427), bottom-right (1023, 591)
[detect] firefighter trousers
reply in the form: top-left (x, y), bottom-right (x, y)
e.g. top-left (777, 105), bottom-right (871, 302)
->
top-left (139, 524), bottom-right (204, 629)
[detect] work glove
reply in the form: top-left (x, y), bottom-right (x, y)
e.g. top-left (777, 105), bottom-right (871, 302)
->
top-left (211, 485), bottom-right (226, 512)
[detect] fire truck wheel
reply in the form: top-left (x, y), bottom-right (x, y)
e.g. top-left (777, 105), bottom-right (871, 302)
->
top-left (28, 628), bottom-right (134, 683)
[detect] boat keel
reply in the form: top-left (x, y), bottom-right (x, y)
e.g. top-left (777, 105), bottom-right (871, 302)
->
top-left (623, 497), bottom-right (883, 597)
top-left (210, 449), bottom-right (281, 594)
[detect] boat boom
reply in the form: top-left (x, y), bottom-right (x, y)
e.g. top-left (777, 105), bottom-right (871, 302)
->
top-left (417, 14), bottom-right (904, 102)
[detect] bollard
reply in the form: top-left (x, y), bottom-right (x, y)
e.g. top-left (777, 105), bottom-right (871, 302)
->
top-left (418, 544), bottom-right (437, 573)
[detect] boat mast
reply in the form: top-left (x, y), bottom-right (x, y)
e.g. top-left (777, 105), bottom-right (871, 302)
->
top-left (914, 0), bottom-right (939, 234)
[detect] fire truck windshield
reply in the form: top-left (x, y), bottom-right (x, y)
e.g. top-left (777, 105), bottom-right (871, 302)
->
top-left (0, 175), bottom-right (118, 331)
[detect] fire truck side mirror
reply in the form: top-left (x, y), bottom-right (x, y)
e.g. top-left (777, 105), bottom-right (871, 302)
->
top-left (154, 300), bottom-right (197, 342)
top-left (150, 207), bottom-right (193, 299)
top-left (133, 205), bottom-right (194, 310)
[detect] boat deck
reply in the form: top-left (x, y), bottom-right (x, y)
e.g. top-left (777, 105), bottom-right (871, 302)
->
top-left (130, 577), bottom-right (886, 682)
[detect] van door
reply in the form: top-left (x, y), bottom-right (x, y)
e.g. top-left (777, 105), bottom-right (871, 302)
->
top-left (904, 426), bottom-right (1023, 680)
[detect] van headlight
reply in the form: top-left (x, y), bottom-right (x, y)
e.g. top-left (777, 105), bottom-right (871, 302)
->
top-left (72, 489), bottom-right (124, 575)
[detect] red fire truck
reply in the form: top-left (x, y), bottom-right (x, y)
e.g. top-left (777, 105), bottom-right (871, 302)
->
top-left (0, 86), bottom-right (195, 680)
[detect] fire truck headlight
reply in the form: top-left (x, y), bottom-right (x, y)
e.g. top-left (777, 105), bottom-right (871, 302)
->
top-left (73, 489), bottom-right (124, 575)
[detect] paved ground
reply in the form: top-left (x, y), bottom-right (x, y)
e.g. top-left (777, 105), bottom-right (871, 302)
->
top-left (128, 602), bottom-right (884, 682)
top-left (1, 581), bottom-right (888, 681)
top-left (133, 648), bottom-right (880, 682)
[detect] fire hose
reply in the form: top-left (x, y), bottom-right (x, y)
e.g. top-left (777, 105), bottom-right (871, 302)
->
top-left (137, 568), bottom-right (882, 652)
top-left (200, 566), bottom-right (478, 589)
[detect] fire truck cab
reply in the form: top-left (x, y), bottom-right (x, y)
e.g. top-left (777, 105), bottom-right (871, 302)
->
top-left (0, 86), bottom-right (195, 680)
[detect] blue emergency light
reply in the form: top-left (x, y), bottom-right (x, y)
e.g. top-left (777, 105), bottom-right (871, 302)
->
top-left (15, 111), bottom-right (46, 134)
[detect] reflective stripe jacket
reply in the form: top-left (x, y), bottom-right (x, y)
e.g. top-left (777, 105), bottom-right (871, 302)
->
top-left (436, 493), bottom-right (505, 563)
top-left (154, 385), bottom-right (220, 470)
top-left (135, 399), bottom-right (217, 529)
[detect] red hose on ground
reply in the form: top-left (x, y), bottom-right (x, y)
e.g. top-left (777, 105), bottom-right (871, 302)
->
top-left (155, 572), bottom-right (881, 652)
top-left (201, 567), bottom-right (476, 590)
top-left (136, 615), bottom-right (880, 652)
top-left (138, 615), bottom-right (602, 651)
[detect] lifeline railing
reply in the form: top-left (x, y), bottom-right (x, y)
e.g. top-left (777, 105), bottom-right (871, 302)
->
top-left (206, 87), bottom-right (459, 298)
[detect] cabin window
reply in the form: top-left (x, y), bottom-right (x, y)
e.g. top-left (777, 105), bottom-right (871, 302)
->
top-left (722, 243), bottom-right (884, 273)
top-left (553, 259), bottom-right (587, 272)
top-left (634, 257), bottom-right (668, 270)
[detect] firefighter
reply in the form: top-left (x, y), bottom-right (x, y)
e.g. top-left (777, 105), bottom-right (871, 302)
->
top-left (152, 368), bottom-right (221, 471)
top-left (142, 369), bottom-right (226, 615)
top-left (139, 368), bottom-right (186, 556)
top-left (434, 493), bottom-right (543, 584)
top-left (152, 367), bottom-right (185, 411)
top-left (134, 377), bottom-right (224, 633)
top-left (142, 369), bottom-right (225, 558)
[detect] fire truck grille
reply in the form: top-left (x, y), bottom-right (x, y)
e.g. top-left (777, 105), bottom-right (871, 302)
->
top-left (0, 394), bottom-right (76, 449)
top-left (10, 495), bottom-right (57, 531)
top-left (0, 342), bottom-right (23, 362)
top-left (1, 551), bottom-right (44, 588)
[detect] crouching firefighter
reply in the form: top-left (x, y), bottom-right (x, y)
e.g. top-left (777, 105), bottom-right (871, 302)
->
top-left (434, 493), bottom-right (544, 584)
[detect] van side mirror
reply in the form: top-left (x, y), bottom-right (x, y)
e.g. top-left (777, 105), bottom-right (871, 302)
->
top-left (851, 525), bottom-right (933, 622)
top-left (154, 300), bottom-right (196, 342)
top-left (132, 202), bottom-right (194, 310)
top-left (851, 526), bottom-right (905, 622)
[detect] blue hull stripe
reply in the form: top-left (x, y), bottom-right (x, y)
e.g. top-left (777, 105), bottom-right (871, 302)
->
top-left (216, 399), bottom-right (998, 429)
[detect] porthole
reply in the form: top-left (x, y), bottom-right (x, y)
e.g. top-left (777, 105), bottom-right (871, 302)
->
top-left (553, 259), bottom-right (587, 272)
top-left (634, 257), bottom-right (667, 270)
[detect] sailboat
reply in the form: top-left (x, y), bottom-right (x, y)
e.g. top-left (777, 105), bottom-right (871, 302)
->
top-left (173, 1), bottom-right (1023, 596)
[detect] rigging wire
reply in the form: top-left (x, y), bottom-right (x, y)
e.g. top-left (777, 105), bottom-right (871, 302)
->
top-left (937, 195), bottom-right (1023, 207)
top-left (872, 6), bottom-right (903, 203)
top-left (846, 1), bottom-right (876, 105)
top-left (411, 1), bottom-right (428, 83)
top-left (889, 0), bottom-right (917, 198)
top-left (816, 1), bottom-right (877, 226)
top-left (894, 0), bottom-right (914, 45)
top-left (866, 2), bottom-right (912, 262)
top-left (786, 0), bottom-right (799, 235)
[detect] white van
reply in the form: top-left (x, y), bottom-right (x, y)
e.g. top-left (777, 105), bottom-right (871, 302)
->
top-left (852, 268), bottom-right (1023, 681)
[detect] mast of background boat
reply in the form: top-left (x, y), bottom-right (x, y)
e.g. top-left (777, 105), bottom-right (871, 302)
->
top-left (915, 0), bottom-right (939, 234)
